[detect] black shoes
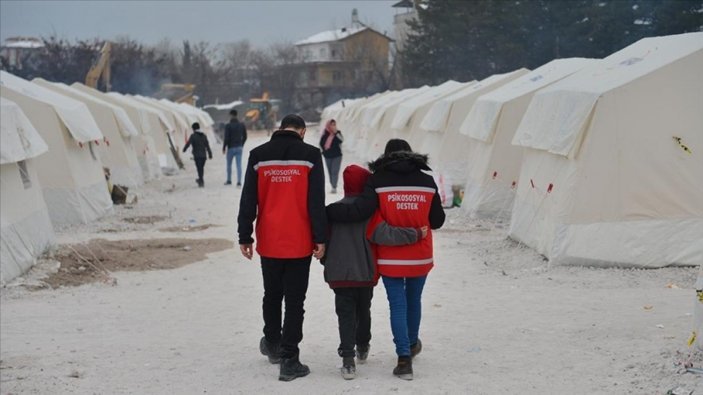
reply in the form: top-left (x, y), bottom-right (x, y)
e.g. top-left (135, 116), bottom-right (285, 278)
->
top-left (410, 339), bottom-right (422, 358)
top-left (259, 337), bottom-right (281, 364)
top-left (393, 356), bottom-right (413, 380)
top-left (356, 344), bottom-right (369, 364)
top-left (340, 356), bottom-right (356, 380)
top-left (279, 357), bottom-right (310, 381)
top-left (224, 181), bottom-right (232, 185)
top-left (196, 179), bottom-right (204, 188)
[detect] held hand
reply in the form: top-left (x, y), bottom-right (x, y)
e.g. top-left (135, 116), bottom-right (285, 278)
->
top-left (240, 244), bottom-right (254, 260)
top-left (420, 226), bottom-right (429, 239)
top-left (313, 243), bottom-right (326, 260)
top-left (222, 148), bottom-right (226, 155)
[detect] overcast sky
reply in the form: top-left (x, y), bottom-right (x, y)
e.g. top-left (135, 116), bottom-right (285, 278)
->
top-left (0, 0), bottom-right (399, 47)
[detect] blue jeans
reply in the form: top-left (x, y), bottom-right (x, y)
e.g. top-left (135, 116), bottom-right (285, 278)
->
top-left (226, 146), bottom-right (243, 184)
top-left (382, 275), bottom-right (427, 357)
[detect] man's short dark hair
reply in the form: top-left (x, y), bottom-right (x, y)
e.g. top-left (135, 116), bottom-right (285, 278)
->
top-left (384, 138), bottom-right (412, 154)
top-left (192, 122), bottom-right (200, 130)
top-left (230, 109), bottom-right (237, 117)
top-left (279, 114), bottom-right (306, 130)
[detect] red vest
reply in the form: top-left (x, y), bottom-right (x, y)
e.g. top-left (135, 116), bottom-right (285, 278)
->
top-left (373, 186), bottom-right (436, 277)
top-left (255, 160), bottom-right (314, 258)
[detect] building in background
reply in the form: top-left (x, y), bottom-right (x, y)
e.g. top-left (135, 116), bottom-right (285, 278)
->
top-left (285, 9), bottom-right (393, 119)
top-left (0, 37), bottom-right (44, 70)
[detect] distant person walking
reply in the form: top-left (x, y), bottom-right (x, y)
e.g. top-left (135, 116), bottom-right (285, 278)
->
top-left (326, 139), bottom-right (445, 381)
top-left (223, 109), bottom-right (247, 186)
top-left (319, 119), bottom-right (343, 194)
top-left (238, 114), bottom-right (327, 382)
top-left (183, 122), bottom-right (212, 188)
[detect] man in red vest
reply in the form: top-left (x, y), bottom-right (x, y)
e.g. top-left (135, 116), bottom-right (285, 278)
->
top-left (238, 114), bottom-right (327, 381)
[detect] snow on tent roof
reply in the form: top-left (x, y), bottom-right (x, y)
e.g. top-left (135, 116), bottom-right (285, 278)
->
top-left (0, 96), bottom-right (48, 164)
top-left (460, 58), bottom-right (598, 143)
top-left (513, 32), bottom-right (703, 157)
top-left (134, 95), bottom-right (190, 132)
top-left (420, 71), bottom-right (525, 133)
top-left (295, 25), bottom-right (367, 46)
top-left (203, 100), bottom-right (245, 111)
top-left (33, 79), bottom-right (140, 138)
top-left (0, 71), bottom-right (103, 143)
top-left (390, 80), bottom-right (464, 130)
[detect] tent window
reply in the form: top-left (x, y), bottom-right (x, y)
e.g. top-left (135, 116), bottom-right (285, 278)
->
top-left (88, 142), bottom-right (98, 161)
top-left (17, 160), bottom-right (31, 189)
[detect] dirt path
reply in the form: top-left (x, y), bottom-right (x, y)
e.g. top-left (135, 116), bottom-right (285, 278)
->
top-left (1, 130), bottom-right (701, 394)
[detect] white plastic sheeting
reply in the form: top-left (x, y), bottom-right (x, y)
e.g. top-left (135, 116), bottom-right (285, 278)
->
top-left (0, 97), bottom-right (48, 164)
top-left (0, 71), bottom-right (103, 143)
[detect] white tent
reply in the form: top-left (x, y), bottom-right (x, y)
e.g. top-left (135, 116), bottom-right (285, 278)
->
top-left (363, 87), bottom-right (430, 160)
top-left (394, 80), bottom-right (476, 152)
top-left (0, 72), bottom-right (113, 226)
top-left (509, 32), bottom-right (703, 267)
top-left (423, 69), bottom-right (529, 183)
top-left (0, 97), bottom-right (55, 283)
top-left (458, 58), bottom-right (597, 218)
top-left (71, 83), bottom-right (163, 180)
top-left (106, 93), bottom-right (180, 172)
top-left (133, 95), bottom-right (190, 149)
top-left (34, 79), bottom-right (144, 188)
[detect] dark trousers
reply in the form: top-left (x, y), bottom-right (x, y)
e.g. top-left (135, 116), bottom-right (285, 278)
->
top-left (324, 156), bottom-right (342, 189)
top-left (334, 287), bottom-right (373, 358)
top-left (261, 256), bottom-right (311, 359)
top-left (194, 157), bottom-right (206, 182)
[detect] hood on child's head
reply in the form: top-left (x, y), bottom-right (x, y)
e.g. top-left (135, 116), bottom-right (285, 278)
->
top-left (343, 164), bottom-right (371, 197)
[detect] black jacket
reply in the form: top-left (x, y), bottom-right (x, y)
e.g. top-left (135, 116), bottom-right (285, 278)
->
top-left (326, 151), bottom-right (445, 229)
top-left (319, 130), bottom-right (343, 159)
top-left (183, 131), bottom-right (212, 159)
top-left (223, 119), bottom-right (247, 150)
top-left (238, 130), bottom-right (327, 257)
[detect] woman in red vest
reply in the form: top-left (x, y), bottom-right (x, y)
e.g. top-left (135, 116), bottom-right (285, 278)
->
top-left (326, 139), bottom-right (445, 380)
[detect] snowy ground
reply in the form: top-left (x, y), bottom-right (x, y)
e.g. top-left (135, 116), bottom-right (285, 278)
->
top-left (1, 130), bottom-right (701, 394)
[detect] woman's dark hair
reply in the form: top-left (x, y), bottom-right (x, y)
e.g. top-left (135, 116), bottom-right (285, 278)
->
top-left (279, 114), bottom-right (306, 130)
top-left (384, 139), bottom-right (412, 154)
top-left (192, 122), bottom-right (200, 130)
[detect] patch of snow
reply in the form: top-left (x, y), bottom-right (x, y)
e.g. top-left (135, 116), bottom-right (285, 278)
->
top-left (579, 17), bottom-right (590, 23)
top-left (633, 18), bottom-right (652, 25)
top-left (632, 4), bottom-right (639, 10)
top-left (295, 25), bottom-right (368, 46)
top-left (203, 100), bottom-right (244, 111)
top-left (598, 2), bottom-right (607, 7)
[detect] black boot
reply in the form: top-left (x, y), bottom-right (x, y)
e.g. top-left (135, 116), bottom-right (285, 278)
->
top-left (340, 356), bottom-right (356, 380)
top-left (356, 344), bottom-right (370, 364)
top-left (393, 356), bottom-right (413, 380)
top-left (410, 339), bottom-right (422, 358)
top-left (259, 337), bottom-right (281, 364)
top-left (279, 357), bottom-right (310, 381)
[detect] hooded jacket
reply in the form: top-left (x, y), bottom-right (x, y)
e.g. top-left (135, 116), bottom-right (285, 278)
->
top-left (237, 129), bottom-right (327, 259)
top-left (326, 151), bottom-right (445, 277)
top-left (319, 130), bottom-right (343, 159)
top-left (323, 164), bottom-right (421, 288)
top-left (183, 131), bottom-right (212, 159)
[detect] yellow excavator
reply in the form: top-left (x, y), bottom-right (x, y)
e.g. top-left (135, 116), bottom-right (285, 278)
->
top-left (159, 83), bottom-right (196, 105)
top-left (245, 92), bottom-right (279, 131)
top-left (85, 41), bottom-right (111, 91)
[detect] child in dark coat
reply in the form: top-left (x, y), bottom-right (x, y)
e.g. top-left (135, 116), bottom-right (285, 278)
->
top-left (323, 164), bottom-right (426, 380)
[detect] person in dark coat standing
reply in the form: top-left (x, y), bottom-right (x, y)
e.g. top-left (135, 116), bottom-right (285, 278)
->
top-left (238, 114), bottom-right (327, 382)
top-left (222, 109), bottom-right (247, 186)
top-left (183, 122), bottom-right (213, 188)
top-left (319, 119), bottom-right (343, 194)
top-left (326, 139), bottom-right (445, 381)
top-left (323, 164), bottom-right (426, 380)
